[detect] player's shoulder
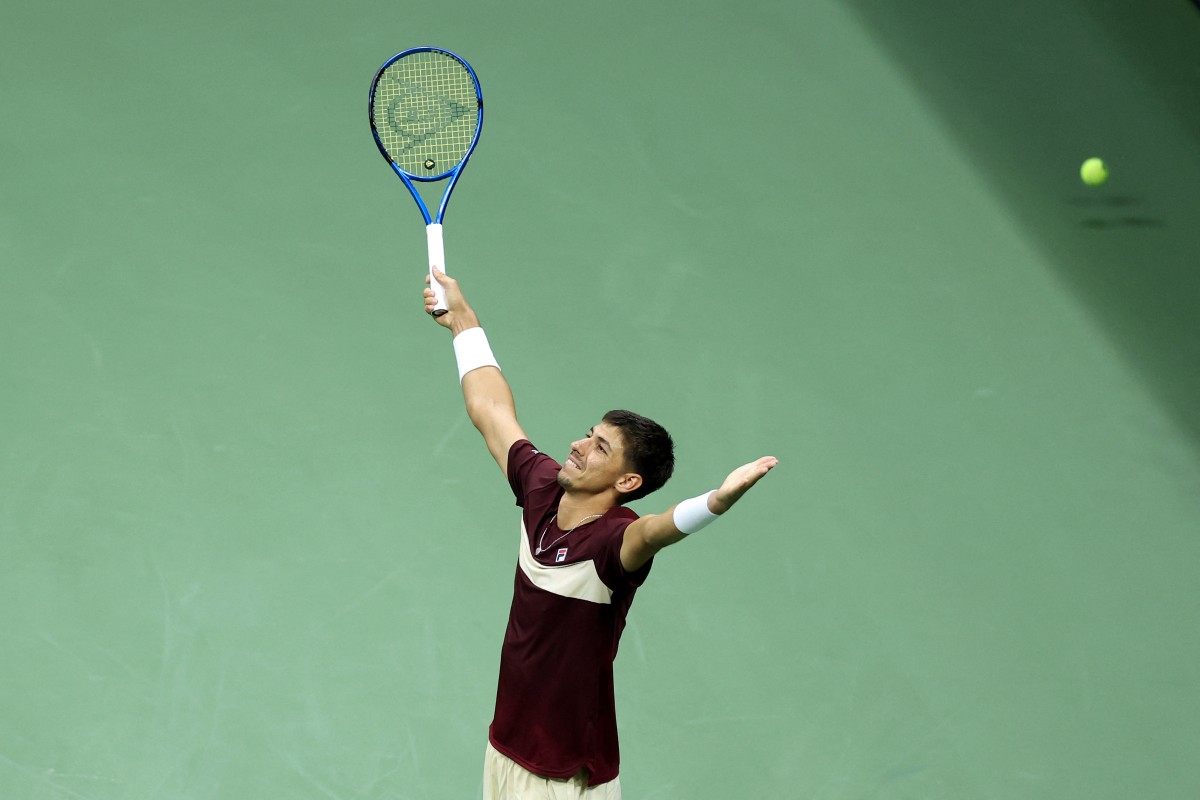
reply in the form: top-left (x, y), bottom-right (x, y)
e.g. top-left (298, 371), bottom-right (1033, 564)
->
top-left (508, 439), bottom-right (556, 466)
top-left (507, 439), bottom-right (562, 488)
top-left (602, 505), bottom-right (639, 528)
top-left (613, 505), bottom-right (638, 519)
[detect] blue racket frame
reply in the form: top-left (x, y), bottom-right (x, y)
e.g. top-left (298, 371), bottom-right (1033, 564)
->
top-left (368, 46), bottom-right (484, 226)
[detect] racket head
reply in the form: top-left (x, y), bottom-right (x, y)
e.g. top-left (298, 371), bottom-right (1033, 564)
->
top-left (369, 47), bottom-right (483, 183)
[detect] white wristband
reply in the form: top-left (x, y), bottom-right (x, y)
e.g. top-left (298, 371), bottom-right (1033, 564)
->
top-left (452, 327), bottom-right (500, 382)
top-left (673, 490), bottom-right (718, 535)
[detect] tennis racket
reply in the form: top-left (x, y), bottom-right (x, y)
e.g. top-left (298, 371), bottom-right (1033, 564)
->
top-left (369, 47), bottom-right (484, 316)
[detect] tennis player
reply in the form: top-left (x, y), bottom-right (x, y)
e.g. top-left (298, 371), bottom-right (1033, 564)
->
top-left (423, 268), bottom-right (778, 800)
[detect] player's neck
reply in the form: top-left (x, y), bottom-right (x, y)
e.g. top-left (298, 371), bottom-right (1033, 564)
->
top-left (556, 492), bottom-right (617, 528)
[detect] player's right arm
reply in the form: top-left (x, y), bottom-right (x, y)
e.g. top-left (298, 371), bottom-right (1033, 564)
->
top-left (425, 268), bottom-right (527, 475)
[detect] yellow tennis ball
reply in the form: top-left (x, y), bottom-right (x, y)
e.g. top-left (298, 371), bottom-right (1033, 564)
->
top-left (1081, 157), bottom-right (1109, 186)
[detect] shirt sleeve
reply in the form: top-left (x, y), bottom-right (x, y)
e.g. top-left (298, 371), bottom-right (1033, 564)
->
top-left (506, 439), bottom-right (561, 508)
top-left (596, 510), bottom-right (653, 590)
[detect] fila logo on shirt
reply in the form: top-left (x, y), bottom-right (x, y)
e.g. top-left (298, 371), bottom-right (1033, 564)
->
top-left (555, 548), bottom-right (569, 563)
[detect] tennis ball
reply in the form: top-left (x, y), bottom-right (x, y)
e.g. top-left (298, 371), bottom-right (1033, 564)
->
top-left (1080, 157), bottom-right (1108, 187)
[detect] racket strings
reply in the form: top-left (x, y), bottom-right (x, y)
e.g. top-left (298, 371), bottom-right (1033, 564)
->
top-left (373, 51), bottom-right (479, 177)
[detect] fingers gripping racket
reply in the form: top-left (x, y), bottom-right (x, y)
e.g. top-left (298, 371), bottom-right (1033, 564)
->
top-left (369, 47), bottom-right (483, 316)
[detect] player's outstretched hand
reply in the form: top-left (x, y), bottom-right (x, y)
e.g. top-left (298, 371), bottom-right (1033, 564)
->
top-left (424, 268), bottom-right (479, 332)
top-left (711, 456), bottom-right (779, 515)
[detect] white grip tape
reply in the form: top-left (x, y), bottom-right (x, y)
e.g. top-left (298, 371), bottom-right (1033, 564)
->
top-left (673, 490), bottom-right (719, 535)
top-left (426, 223), bottom-right (447, 314)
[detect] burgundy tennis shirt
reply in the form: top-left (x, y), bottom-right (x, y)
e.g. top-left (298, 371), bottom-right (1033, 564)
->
top-left (488, 439), bottom-right (654, 786)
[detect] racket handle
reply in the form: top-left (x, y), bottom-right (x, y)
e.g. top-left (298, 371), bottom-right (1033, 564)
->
top-left (426, 223), bottom-right (448, 316)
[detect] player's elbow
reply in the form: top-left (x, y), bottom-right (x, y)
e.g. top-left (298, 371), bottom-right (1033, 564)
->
top-left (639, 513), bottom-right (682, 550)
top-left (465, 395), bottom-right (515, 432)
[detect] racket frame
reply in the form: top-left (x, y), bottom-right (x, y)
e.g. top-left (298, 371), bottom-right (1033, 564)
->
top-left (368, 46), bottom-right (484, 315)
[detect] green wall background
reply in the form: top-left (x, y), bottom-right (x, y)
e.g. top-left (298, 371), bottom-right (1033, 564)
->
top-left (2, 1), bottom-right (1198, 798)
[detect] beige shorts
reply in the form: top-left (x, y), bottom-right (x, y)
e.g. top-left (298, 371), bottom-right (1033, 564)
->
top-left (483, 742), bottom-right (621, 800)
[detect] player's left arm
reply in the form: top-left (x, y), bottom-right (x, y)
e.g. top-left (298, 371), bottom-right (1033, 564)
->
top-left (620, 456), bottom-right (778, 573)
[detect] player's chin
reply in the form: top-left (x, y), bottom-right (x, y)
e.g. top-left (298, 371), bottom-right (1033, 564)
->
top-left (555, 471), bottom-right (573, 490)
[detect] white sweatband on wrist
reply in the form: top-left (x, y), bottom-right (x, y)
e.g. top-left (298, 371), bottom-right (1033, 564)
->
top-left (673, 490), bottom-right (718, 535)
top-left (452, 327), bottom-right (500, 383)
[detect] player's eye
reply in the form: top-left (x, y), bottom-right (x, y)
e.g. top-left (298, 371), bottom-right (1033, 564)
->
top-left (586, 430), bottom-right (606, 453)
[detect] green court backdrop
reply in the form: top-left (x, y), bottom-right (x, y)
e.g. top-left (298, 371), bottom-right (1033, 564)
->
top-left (2, 0), bottom-right (1198, 798)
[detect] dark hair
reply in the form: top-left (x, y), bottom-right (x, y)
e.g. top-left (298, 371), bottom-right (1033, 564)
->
top-left (603, 409), bottom-right (674, 502)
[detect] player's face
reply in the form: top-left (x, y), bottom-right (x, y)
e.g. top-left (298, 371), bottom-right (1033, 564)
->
top-left (558, 423), bottom-right (634, 494)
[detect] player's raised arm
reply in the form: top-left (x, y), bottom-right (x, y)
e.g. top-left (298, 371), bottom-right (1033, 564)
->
top-left (620, 456), bottom-right (779, 572)
top-left (425, 268), bottom-right (527, 475)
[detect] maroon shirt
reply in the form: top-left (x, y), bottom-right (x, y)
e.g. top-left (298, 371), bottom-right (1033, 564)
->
top-left (489, 439), bottom-right (653, 786)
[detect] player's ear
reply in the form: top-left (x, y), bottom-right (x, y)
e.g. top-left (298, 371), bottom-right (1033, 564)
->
top-left (615, 472), bottom-right (643, 497)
